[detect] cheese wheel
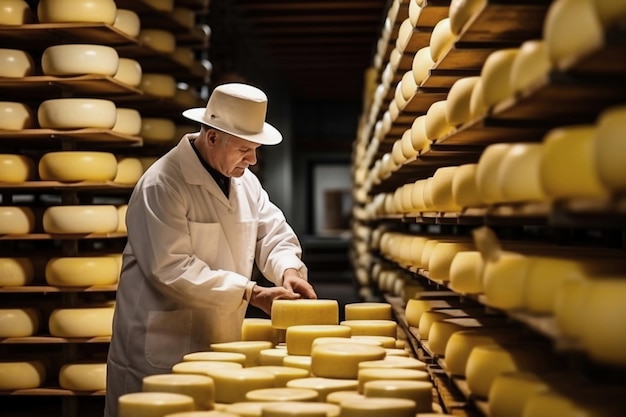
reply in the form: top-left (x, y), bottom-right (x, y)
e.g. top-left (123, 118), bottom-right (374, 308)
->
top-left (444, 330), bottom-right (514, 377)
top-left (286, 377), bottom-right (358, 402)
top-left (0, 257), bottom-right (34, 286)
top-left (313, 336), bottom-right (383, 349)
top-left (0, 361), bottom-right (46, 390)
top-left (0, 307), bottom-right (39, 337)
top-left (483, 252), bottom-right (531, 310)
top-left (39, 151), bottom-right (118, 182)
top-left (37, 0), bottom-right (117, 24)
top-left (282, 355), bottom-right (312, 373)
top-left (412, 47), bottom-right (435, 85)
top-left (49, 307), bottom-right (113, 337)
top-left (489, 372), bottom-right (549, 417)
top-left (400, 70), bottom-right (417, 101)
top-left (445, 76), bottom-right (481, 127)
top-left (210, 341), bottom-right (273, 367)
top-left (183, 351), bottom-right (247, 366)
top-left (310, 342), bottom-right (386, 379)
top-left (339, 320), bottom-right (396, 338)
top-left (498, 143), bottom-right (548, 203)
top-left (364, 380), bottom-right (433, 413)
top-left (522, 257), bottom-right (585, 314)
top-left (405, 298), bottom-right (460, 328)
top-left (45, 256), bottom-right (119, 287)
top-left (224, 401), bottom-right (276, 417)
top-left (540, 125), bottom-right (609, 199)
top-left (0, 206), bottom-right (34, 234)
top-left (394, 82), bottom-right (407, 110)
top-left (425, 100), bottom-right (454, 141)
top-left (0, 154), bottom-right (34, 183)
top-left (43, 205), bottom-right (118, 234)
top-left (143, 373), bottom-right (215, 410)
top-left (113, 58), bottom-right (143, 87)
top-left (261, 402), bottom-right (340, 417)
top-left (141, 118), bottom-right (177, 143)
top-left (0, 101), bottom-right (35, 130)
top-left (428, 318), bottom-right (489, 356)
top-left (554, 277), bottom-right (591, 338)
top-left (118, 392), bottom-right (195, 417)
top-left (173, 7), bottom-right (195, 28)
top-left (481, 48), bottom-right (519, 108)
top-left (139, 29), bottom-right (176, 54)
top-left (340, 397), bottom-right (416, 417)
top-left (357, 368), bottom-right (430, 394)
top-left (245, 387), bottom-right (318, 402)
top-left (344, 302), bottom-right (392, 321)
top-left (0, 49), bottom-right (34, 78)
top-left (594, 105), bottom-right (626, 191)
top-left (417, 309), bottom-right (470, 340)
top-left (408, 0), bottom-right (422, 27)
top-left (247, 366), bottom-right (309, 388)
top-left (113, 9), bottom-right (140, 37)
top-left (469, 77), bottom-right (487, 119)
top-left (510, 40), bottom-right (551, 93)
top-left (114, 157), bottom-right (143, 185)
top-left (41, 44), bottom-right (119, 76)
top-left (112, 108), bottom-right (142, 136)
top-left (173, 360), bottom-right (242, 377)
top-left (358, 356), bottom-right (427, 371)
top-left (326, 390), bottom-right (365, 405)
top-left (449, 0), bottom-right (486, 34)
top-left (543, 0), bottom-right (604, 67)
top-left (0, 0), bottom-right (33, 25)
top-left (286, 325), bottom-right (351, 356)
top-left (399, 128), bottom-right (419, 161)
top-left (38, 98), bottom-right (117, 130)
top-left (59, 362), bottom-right (106, 391)
top-left (429, 242), bottom-right (475, 281)
top-left (259, 349), bottom-right (288, 366)
top-left (476, 143), bottom-right (514, 204)
top-left (242, 318), bottom-right (280, 345)
top-left (430, 166), bottom-right (462, 213)
top-left (140, 74), bottom-right (177, 98)
top-left (449, 251), bottom-right (484, 294)
top-left (201, 368), bottom-right (275, 404)
top-left (383, 348), bottom-right (409, 357)
top-left (391, 139), bottom-right (407, 166)
top-left (429, 18), bottom-right (454, 63)
top-left (395, 18), bottom-right (414, 53)
top-left (145, 0), bottom-right (173, 12)
top-left (271, 299), bottom-right (339, 329)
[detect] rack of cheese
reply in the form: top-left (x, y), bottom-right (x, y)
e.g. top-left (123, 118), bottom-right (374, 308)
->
top-left (0, 0), bottom-right (210, 416)
top-left (351, 0), bottom-right (626, 416)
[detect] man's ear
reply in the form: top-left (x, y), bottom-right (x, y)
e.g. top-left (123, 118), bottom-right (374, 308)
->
top-left (207, 129), bottom-right (218, 144)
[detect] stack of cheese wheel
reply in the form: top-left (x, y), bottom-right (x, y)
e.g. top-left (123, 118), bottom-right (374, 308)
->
top-left (59, 362), bottom-right (106, 391)
top-left (210, 341), bottom-right (273, 367)
top-left (39, 151), bottom-right (118, 182)
top-left (0, 307), bottom-right (39, 337)
top-left (37, 0), bottom-right (117, 23)
top-left (0, 360), bottom-right (46, 390)
top-left (0, 257), bottom-right (34, 286)
top-left (45, 256), bottom-right (120, 287)
top-left (286, 325), bottom-right (352, 356)
top-left (118, 392), bottom-right (194, 417)
top-left (0, 206), bottom-right (35, 234)
top-left (48, 305), bottom-right (114, 337)
top-left (0, 154), bottom-right (35, 183)
top-left (357, 367), bottom-right (430, 394)
top-left (0, 0), bottom-right (33, 25)
top-left (143, 373), bottom-right (215, 410)
top-left (41, 44), bottom-right (119, 76)
top-left (43, 205), bottom-right (119, 234)
top-left (0, 49), bottom-right (35, 78)
top-left (38, 98), bottom-right (117, 130)
top-left (310, 342), bottom-right (386, 379)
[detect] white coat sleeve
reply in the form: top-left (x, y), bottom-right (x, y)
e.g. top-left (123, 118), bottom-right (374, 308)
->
top-left (125, 180), bottom-right (249, 312)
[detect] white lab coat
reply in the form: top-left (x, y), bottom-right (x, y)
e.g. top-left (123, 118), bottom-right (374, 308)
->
top-left (104, 134), bottom-right (306, 417)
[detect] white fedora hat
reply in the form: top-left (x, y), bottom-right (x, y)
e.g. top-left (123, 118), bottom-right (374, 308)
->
top-left (182, 83), bottom-right (282, 145)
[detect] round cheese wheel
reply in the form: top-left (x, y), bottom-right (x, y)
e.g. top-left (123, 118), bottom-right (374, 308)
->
top-left (0, 49), bottom-right (34, 78)
top-left (43, 205), bottom-right (119, 234)
top-left (409, 0), bottom-right (422, 27)
top-left (340, 398), bottom-right (417, 417)
top-left (139, 74), bottom-right (177, 98)
top-left (400, 70), bottom-right (417, 101)
top-left (489, 372), bottom-right (549, 417)
top-left (0, 361), bottom-right (46, 390)
top-left (358, 356), bottom-right (427, 371)
top-left (118, 392), bottom-right (194, 417)
top-left (37, 0), bottom-right (116, 23)
top-left (113, 9), bottom-right (140, 37)
top-left (417, 309), bottom-right (470, 340)
top-left (0, 154), bottom-right (35, 183)
top-left (410, 180), bottom-right (427, 213)
top-left (59, 362), bottom-right (106, 391)
top-left (286, 325), bottom-right (351, 356)
top-left (399, 128), bottom-right (419, 160)
top-left (259, 349), bottom-right (288, 366)
top-left (339, 320), bottom-right (396, 338)
top-left (0, 0), bottom-right (33, 25)
top-left (172, 360), bottom-right (243, 376)
top-left (344, 302), bottom-right (392, 321)
top-left (444, 330), bottom-right (509, 377)
top-left (141, 118), bottom-right (177, 143)
top-left (210, 341), bottom-right (273, 367)
top-left (242, 318), bottom-right (280, 345)
top-left (173, 7), bottom-right (195, 29)
top-left (0, 101), bottom-right (35, 130)
top-left (449, 0), bottom-right (487, 34)
top-left (0, 257), bottom-right (34, 286)
top-left (395, 18), bottom-right (414, 53)
top-left (143, 373), bottom-right (215, 410)
top-left (357, 368), bottom-right (430, 394)
top-left (412, 46), bottom-right (435, 85)
top-left (425, 100), bottom-right (454, 141)
top-left (184, 351), bottom-right (247, 366)
top-left (428, 242), bottom-right (474, 281)
top-left (39, 151), bottom-right (118, 182)
top-left (48, 307), bottom-right (114, 337)
top-left (446, 76), bottom-right (480, 126)
top-left (326, 390), bottom-right (365, 405)
top-left (45, 256), bottom-right (119, 287)
top-left (113, 58), bottom-right (142, 87)
top-left (271, 299), bottom-right (339, 329)
top-left (200, 368), bottom-right (275, 404)
top-left (282, 355), bottom-right (312, 373)
top-left (483, 252), bottom-right (531, 310)
top-left (38, 98), bottom-right (116, 130)
top-left (540, 125), bottom-right (609, 199)
top-left (114, 157), bottom-right (143, 185)
top-left (469, 77), bottom-right (487, 119)
top-left (245, 387), bottom-right (318, 402)
top-left (394, 80), bottom-right (408, 111)
top-left (391, 139), bottom-right (407, 166)
top-left (0, 206), bottom-right (35, 234)
top-left (449, 251), bottom-right (484, 294)
top-left (261, 402), bottom-right (340, 417)
top-left (145, 0), bottom-right (173, 12)
top-left (480, 48), bottom-right (519, 109)
top-left (430, 166), bottom-right (462, 213)
top-left (310, 342), bottom-right (386, 379)
top-left (41, 44), bottom-right (119, 76)
top-left (139, 29), bottom-right (176, 54)
top-left (405, 298), bottom-right (458, 328)
top-left (498, 143), bottom-right (548, 203)
top-left (364, 379), bottom-right (433, 413)
top-left (429, 18), bottom-right (454, 63)
top-left (351, 336), bottom-right (397, 348)
top-left (112, 108), bottom-right (142, 136)
top-left (286, 377), bottom-right (358, 402)
top-left (594, 105), bottom-right (626, 191)
top-left (510, 40), bottom-right (551, 93)
top-left (247, 366), bottom-right (309, 388)
top-left (0, 308), bottom-right (39, 337)
top-left (476, 143), bottom-right (514, 204)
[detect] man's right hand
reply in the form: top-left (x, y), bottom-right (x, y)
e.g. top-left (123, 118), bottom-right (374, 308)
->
top-left (249, 285), bottom-right (300, 316)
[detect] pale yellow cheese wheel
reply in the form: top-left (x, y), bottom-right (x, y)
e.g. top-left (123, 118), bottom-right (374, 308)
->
top-left (429, 18), bottom-right (454, 63)
top-left (0, 361), bottom-right (46, 390)
top-left (395, 18), bottom-right (414, 53)
top-left (282, 355), bottom-right (312, 373)
top-left (0, 154), bottom-right (34, 183)
top-left (48, 307), bottom-right (114, 337)
top-left (59, 362), bottom-right (106, 391)
top-left (445, 76), bottom-right (481, 126)
top-left (428, 242), bottom-right (474, 282)
top-left (449, 251), bottom-right (484, 294)
top-left (593, 105), bottom-right (626, 191)
top-left (39, 151), bottom-right (117, 182)
top-left (489, 372), bottom-right (549, 417)
top-left (313, 336), bottom-right (382, 349)
top-left (391, 139), bottom-right (407, 166)
top-left (449, 0), bottom-right (486, 34)
top-left (540, 125), bottom-right (609, 199)
top-left (224, 401), bottom-right (275, 417)
top-left (37, 0), bottom-right (117, 24)
top-left (116, 205), bottom-right (126, 233)
top-left (118, 392), bottom-right (194, 417)
top-left (113, 58), bottom-right (143, 87)
top-left (173, 7), bottom-right (195, 28)
top-left (286, 377), bottom-right (358, 402)
top-left (0, 101), bottom-right (35, 130)
top-left (286, 325), bottom-right (351, 356)
top-left (41, 44), bottom-right (119, 76)
top-left (0, 206), bottom-right (34, 234)
top-left (476, 143), bottom-right (514, 204)
top-left (425, 100), bottom-right (454, 141)
top-left (358, 356), bottom-right (427, 371)
top-left (404, 298), bottom-right (460, 328)
top-left (408, 0), bottom-right (422, 27)
top-left (141, 118), bottom-right (177, 142)
top-left (242, 318), bottom-right (280, 345)
top-left (247, 366), bottom-right (309, 388)
top-left (480, 48), bottom-right (519, 108)
top-left (259, 349), bottom-right (288, 366)
top-left (113, 9), bottom-right (140, 37)
top-left (339, 397), bottom-right (417, 417)
top-left (422, 178), bottom-right (435, 211)
top-left (43, 205), bottom-right (118, 234)
top-left (173, 360), bottom-right (242, 377)
top-left (498, 143), bottom-right (548, 203)
top-left (399, 128), bottom-right (419, 160)
top-left (201, 368), bottom-right (275, 404)
top-left (210, 341), bottom-right (273, 367)
top-left (45, 256), bottom-right (119, 287)
top-left (394, 82), bottom-right (407, 110)
top-left (428, 318), bottom-right (481, 356)
top-left (339, 320), bottom-right (396, 338)
top-left (271, 299), bottom-right (339, 329)
top-left (417, 309), bottom-right (470, 340)
top-left (143, 373), bottom-right (215, 410)
top-left (0, 0), bottom-right (33, 25)
top-left (38, 98), bottom-right (117, 130)
top-left (364, 379), bottom-right (433, 413)
top-left (261, 402), bottom-right (340, 417)
top-left (0, 49), bottom-right (34, 78)
top-left (344, 302), bottom-right (392, 321)
top-left (139, 74), bottom-right (177, 98)
top-left (310, 342), bottom-right (386, 379)
top-left (145, 0), bottom-right (174, 12)
top-left (430, 166), bottom-right (462, 213)
top-left (469, 77), bottom-right (487, 119)
top-left (510, 40), bottom-right (551, 93)
top-left (400, 70), bottom-right (417, 101)
top-left (245, 387), bottom-right (318, 402)
top-left (357, 368), bottom-right (430, 394)
top-left (0, 257), bottom-right (34, 286)
top-left (114, 157), bottom-right (143, 185)
top-left (139, 29), bottom-right (176, 54)
top-left (112, 108), bottom-right (142, 136)
top-left (483, 252), bottom-right (531, 310)
top-left (183, 351), bottom-right (247, 366)
top-left (444, 330), bottom-right (514, 377)
top-left (450, 163), bottom-right (482, 208)
top-left (0, 307), bottom-right (38, 337)
top-left (325, 390), bottom-right (364, 405)
top-left (412, 46), bottom-right (435, 85)
top-left (554, 276), bottom-right (592, 338)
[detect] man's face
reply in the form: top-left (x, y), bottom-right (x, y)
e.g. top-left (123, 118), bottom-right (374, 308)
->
top-left (215, 132), bottom-right (261, 178)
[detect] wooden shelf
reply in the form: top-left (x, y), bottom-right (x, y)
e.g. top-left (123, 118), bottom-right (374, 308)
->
top-left (0, 285), bottom-right (117, 294)
top-left (0, 23), bottom-right (137, 49)
top-left (0, 387), bottom-right (106, 396)
top-left (0, 181), bottom-right (134, 192)
top-left (0, 232), bottom-right (127, 241)
top-left (0, 336), bottom-right (111, 344)
top-left (0, 129), bottom-right (142, 148)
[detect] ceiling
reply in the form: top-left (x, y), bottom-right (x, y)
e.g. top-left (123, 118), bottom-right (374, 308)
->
top-left (207, 0), bottom-right (389, 102)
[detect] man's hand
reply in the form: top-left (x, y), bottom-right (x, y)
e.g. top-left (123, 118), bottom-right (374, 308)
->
top-left (283, 269), bottom-right (317, 299)
top-left (249, 285), bottom-right (300, 316)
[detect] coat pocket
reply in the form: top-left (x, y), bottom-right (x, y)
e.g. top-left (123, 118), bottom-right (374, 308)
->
top-left (145, 309), bottom-right (192, 369)
top-left (188, 221), bottom-right (221, 267)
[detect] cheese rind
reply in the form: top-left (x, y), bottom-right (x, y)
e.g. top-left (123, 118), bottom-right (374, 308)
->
top-left (38, 151), bottom-right (118, 182)
top-left (0, 101), bottom-right (34, 130)
top-left (201, 368), bottom-right (275, 404)
top-left (45, 256), bottom-right (119, 287)
top-left (183, 351), bottom-right (247, 366)
top-left (310, 342), bottom-right (386, 379)
top-left (210, 341), bottom-right (273, 367)
top-left (480, 48), bottom-right (519, 108)
top-left (37, 0), bottom-right (117, 24)
top-left (113, 58), bottom-right (142, 87)
top-left (41, 44), bottom-right (119, 76)
top-left (364, 380), bottom-right (433, 413)
top-left (357, 368), bottom-right (430, 394)
top-left (0, 307), bottom-right (39, 337)
top-left (286, 325), bottom-right (351, 356)
top-left (59, 362), bottom-right (107, 391)
top-left (143, 373), bottom-right (215, 410)
top-left (594, 105), bottom-right (626, 191)
top-left (0, 49), bottom-right (34, 78)
top-left (446, 76), bottom-right (480, 126)
top-left (118, 392), bottom-right (195, 417)
top-left (245, 387), bottom-right (318, 402)
top-left (0, 361), bottom-right (46, 390)
top-left (43, 205), bottom-right (119, 234)
top-left (344, 302), bottom-right (392, 321)
top-left (0, 154), bottom-right (35, 183)
top-left (49, 307), bottom-right (114, 337)
top-left (38, 98), bottom-right (117, 130)
top-left (339, 320), bottom-right (397, 338)
top-left (139, 29), bottom-right (176, 54)
top-left (113, 9), bottom-right (141, 37)
top-left (271, 299), bottom-right (339, 329)
top-left (0, 257), bottom-right (34, 286)
top-left (0, 206), bottom-right (34, 234)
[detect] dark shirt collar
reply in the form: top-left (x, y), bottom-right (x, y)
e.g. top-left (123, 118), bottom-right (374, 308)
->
top-left (189, 138), bottom-right (230, 198)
